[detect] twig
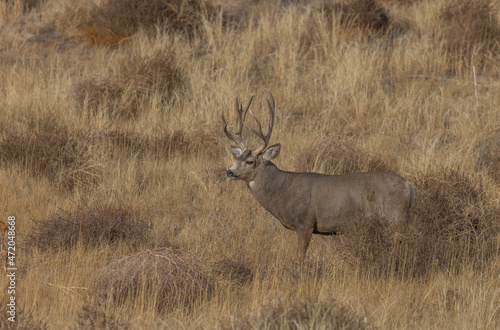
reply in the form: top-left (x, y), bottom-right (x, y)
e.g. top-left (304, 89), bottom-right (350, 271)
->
top-left (473, 66), bottom-right (478, 102)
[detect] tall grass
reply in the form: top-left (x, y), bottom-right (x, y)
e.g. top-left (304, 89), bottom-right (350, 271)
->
top-left (0, 0), bottom-right (499, 328)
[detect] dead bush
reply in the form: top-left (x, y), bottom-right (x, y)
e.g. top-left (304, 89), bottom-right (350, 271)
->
top-left (411, 169), bottom-right (493, 237)
top-left (338, 168), bottom-right (500, 277)
top-left (407, 168), bottom-right (499, 272)
top-left (90, 247), bottom-right (215, 313)
top-left (337, 215), bottom-right (401, 273)
top-left (86, 0), bottom-right (210, 38)
top-left (24, 201), bottom-right (151, 252)
top-left (122, 50), bottom-right (184, 102)
top-left (81, 24), bottom-right (131, 48)
top-left (220, 298), bottom-right (369, 330)
top-left (202, 164), bottom-right (228, 184)
top-left (322, 0), bottom-right (390, 32)
top-left (101, 126), bottom-right (218, 159)
top-left (476, 134), bottom-right (500, 183)
top-left (294, 136), bottom-right (392, 175)
top-left (76, 302), bottom-right (129, 330)
top-left (0, 305), bottom-right (47, 330)
top-left (0, 116), bottom-right (100, 190)
top-left (17, 0), bottom-right (44, 12)
top-left (71, 50), bottom-right (184, 119)
top-left (439, 0), bottom-right (500, 70)
top-left (212, 256), bottom-right (253, 286)
top-left (70, 77), bottom-right (124, 114)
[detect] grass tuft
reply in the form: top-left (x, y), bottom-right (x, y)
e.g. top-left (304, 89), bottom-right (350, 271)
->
top-left (76, 302), bottom-right (129, 330)
top-left (476, 134), bottom-right (500, 183)
top-left (212, 256), bottom-right (254, 286)
top-left (220, 298), bottom-right (369, 330)
top-left (294, 136), bottom-right (393, 175)
top-left (322, 0), bottom-right (391, 34)
top-left (86, 0), bottom-right (210, 38)
top-left (439, 0), bottom-right (500, 71)
top-left (71, 50), bottom-right (184, 119)
top-left (90, 247), bottom-right (215, 313)
top-left (101, 126), bottom-right (218, 159)
top-left (0, 116), bottom-right (100, 190)
top-left (339, 167), bottom-right (500, 277)
top-left (24, 201), bottom-right (152, 252)
top-left (81, 23), bottom-right (131, 48)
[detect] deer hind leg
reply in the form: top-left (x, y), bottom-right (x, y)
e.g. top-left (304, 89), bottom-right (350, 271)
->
top-left (295, 227), bottom-right (314, 264)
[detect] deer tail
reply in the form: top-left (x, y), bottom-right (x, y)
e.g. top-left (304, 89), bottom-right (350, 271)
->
top-left (406, 181), bottom-right (415, 209)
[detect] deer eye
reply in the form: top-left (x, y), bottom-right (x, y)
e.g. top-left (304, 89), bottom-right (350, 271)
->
top-left (246, 160), bottom-right (254, 165)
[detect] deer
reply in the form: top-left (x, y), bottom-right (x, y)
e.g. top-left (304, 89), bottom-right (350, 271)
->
top-left (222, 93), bottom-right (415, 264)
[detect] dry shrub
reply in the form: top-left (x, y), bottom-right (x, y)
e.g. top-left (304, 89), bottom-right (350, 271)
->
top-left (0, 116), bottom-right (100, 190)
top-left (76, 302), bottom-right (129, 330)
top-left (322, 0), bottom-right (390, 33)
top-left (121, 50), bottom-right (184, 101)
top-left (202, 164), bottom-right (228, 183)
top-left (90, 247), bottom-right (215, 313)
top-left (476, 134), bottom-right (500, 183)
top-left (337, 215), bottom-right (403, 274)
top-left (212, 256), bottom-right (253, 285)
top-left (18, 0), bottom-right (44, 12)
top-left (0, 305), bottom-right (47, 330)
top-left (214, 1), bottom-right (251, 28)
top-left (411, 169), bottom-right (493, 238)
top-left (379, 0), bottom-right (422, 5)
top-left (71, 50), bottom-right (184, 119)
top-left (70, 77), bottom-right (124, 115)
top-left (81, 24), bottom-right (131, 49)
top-left (439, 0), bottom-right (500, 70)
top-left (102, 126), bottom-right (218, 158)
top-left (24, 201), bottom-right (151, 252)
top-left (338, 168), bottom-right (500, 277)
top-left (220, 298), bottom-right (369, 330)
top-left (294, 136), bottom-right (392, 175)
top-left (86, 0), bottom-right (210, 38)
top-left (407, 168), bottom-right (500, 272)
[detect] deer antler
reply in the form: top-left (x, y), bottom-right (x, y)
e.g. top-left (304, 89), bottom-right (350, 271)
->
top-left (244, 92), bottom-right (275, 156)
top-left (222, 96), bottom-right (255, 150)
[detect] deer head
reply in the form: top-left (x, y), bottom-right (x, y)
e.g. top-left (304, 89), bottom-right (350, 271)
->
top-left (222, 93), bottom-right (281, 182)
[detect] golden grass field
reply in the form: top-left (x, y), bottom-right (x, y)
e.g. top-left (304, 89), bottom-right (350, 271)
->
top-left (0, 0), bottom-right (499, 328)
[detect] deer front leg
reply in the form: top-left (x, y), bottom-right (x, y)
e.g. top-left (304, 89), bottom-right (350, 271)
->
top-left (295, 227), bottom-right (314, 264)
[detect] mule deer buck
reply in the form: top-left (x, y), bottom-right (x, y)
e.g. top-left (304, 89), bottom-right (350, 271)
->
top-left (222, 93), bottom-right (415, 264)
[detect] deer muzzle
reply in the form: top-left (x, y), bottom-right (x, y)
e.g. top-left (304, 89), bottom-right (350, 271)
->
top-left (226, 169), bottom-right (238, 179)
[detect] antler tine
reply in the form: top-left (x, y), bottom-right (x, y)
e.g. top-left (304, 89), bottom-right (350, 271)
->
top-left (221, 96), bottom-right (254, 150)
top-left (246, 92), bottom-right (276, 156)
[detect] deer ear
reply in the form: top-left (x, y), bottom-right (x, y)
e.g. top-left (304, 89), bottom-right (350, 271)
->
top-left (230, 146), bottom-right (243, 160)
top-left (262, 144), bottom-right (281, 161)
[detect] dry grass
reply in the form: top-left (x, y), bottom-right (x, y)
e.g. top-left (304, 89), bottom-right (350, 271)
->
top-left (294, 136), bottom-right (394, 175)
top-left (0, 116), bottom-right (100, 190)
top-left (476, 134), bottom-right (500, 183)
top-left (220, 298), bottom-right (369, 330)
top-left (85, 0), bottom-right (210, 37)
top-left (338, 168), bottom-right (500, 277)
top-left (0, 306), bottom-right (47, 330)
top-left (324, 0), bottom-right (391, 33)
top-left (23, 200), bottom-right (152, 252)
top-left (89, 247), bottom-right (215, 313)
top-left (1, 0), bottom-right (500, 328)
top-left (81, 24), bottom-right (131, 49)
top-left (71, 50), bottom-right (184, 119)
top-left (439, 0), bottom-right (500, 70)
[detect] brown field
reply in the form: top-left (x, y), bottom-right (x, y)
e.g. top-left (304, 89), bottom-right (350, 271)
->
top-left (0, 0), bottom-right (499, 328)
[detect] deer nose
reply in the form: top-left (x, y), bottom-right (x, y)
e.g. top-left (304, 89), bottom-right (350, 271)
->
top-left (226, 169), bottom-right (236, 179)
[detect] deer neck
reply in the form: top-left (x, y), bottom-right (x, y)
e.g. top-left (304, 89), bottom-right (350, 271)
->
top-left (246, 162), bottom-right (288, 212)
